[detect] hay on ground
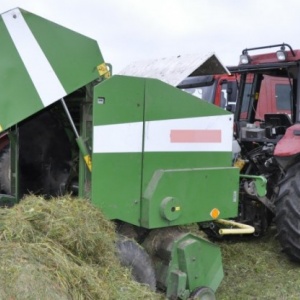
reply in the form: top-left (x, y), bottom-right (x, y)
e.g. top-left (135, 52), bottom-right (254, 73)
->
top-left (0, 195), bottom-right (162, 300)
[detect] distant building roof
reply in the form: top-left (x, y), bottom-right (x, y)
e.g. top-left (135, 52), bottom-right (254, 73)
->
top-left (118, 52), bottom-right (230, 86)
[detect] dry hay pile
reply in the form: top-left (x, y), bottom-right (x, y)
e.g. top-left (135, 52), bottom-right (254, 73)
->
top-left (0, 195), bottom-right (162, 300)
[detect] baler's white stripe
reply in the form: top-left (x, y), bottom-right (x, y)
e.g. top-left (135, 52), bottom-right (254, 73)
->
top-left (2, 8), bottom-right (66, 106)
top-left (144, 115), bottom-right (232, 152)
top-left (93, 116), bottom-right (233, 153)
top-left (93, 122), bottom-right (143, 153)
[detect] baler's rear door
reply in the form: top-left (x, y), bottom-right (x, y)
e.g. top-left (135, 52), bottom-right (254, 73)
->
top-left (0, 7), bottom-right (104, 131)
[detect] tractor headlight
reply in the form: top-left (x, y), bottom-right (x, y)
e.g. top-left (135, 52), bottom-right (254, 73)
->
top-left (276, 47), bottom-right (287, 61)
top-left (239, 53), bottom-right (251, 64)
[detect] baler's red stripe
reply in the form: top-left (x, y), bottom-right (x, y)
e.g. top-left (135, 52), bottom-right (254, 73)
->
top-left (170, 129), bottom-right (221, 143)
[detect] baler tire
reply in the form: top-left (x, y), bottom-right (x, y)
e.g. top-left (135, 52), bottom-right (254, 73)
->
top-left (116, 236), bottom-right (156, 291)
top-left (0, 150), bottom-right (11, 194)
top-left (275, 162), bottom-right (300, 261)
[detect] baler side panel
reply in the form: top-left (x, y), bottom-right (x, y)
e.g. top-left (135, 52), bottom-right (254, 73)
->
top-left (141, 79), bottom-right (239, 228)
top-left (91, 75), bottom-right (239, 228)
top-left (91, 76), bottom-right (145, 224)
top-left (141, 167), bottom-right (239, 228)
top-left (144, 77), bottom-right (232, 121)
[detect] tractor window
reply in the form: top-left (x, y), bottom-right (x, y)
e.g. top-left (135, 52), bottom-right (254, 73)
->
top-left (220, 82), bottom-right (228, 109)
top-left (276, 84), bottom-right (291, 110)
top-left (223, 81), bottom-right (238, 111)
top-left (178, 75), bottom-right (217, 103)
top-left (182, 83), bottom-right (216, 103)
top-left (239, 82), bottom-right (252, 120)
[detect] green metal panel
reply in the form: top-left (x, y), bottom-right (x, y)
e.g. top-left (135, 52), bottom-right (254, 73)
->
top-left (141, 167), bottom-right (239, 228)
top-left (92, 75), bottom-right (146, 125)
top-left (140, 78), bottom-right (238, 228)
top-left (91, 75), bottom-right (239, 227)
top-left (91, 76), bottom-right (145, 224)
top-left (169, 234), bottom-right (223, 295)
top-left (0, 8), bottom-right (103, 131)
top-left (0, 18), bottom-right (42, 129)
top-left (144, 77), bottom-right (232, 120)
top-left (91, 153), bottom-right (143, 224)
top-left (142, 152), bottom-right (232, 186)
top-left (148, 231), bottom-right (223, 298)
top-left (23, 9), bottom-right (103, 93)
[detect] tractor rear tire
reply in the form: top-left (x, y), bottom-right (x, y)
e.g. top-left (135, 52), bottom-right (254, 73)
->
top-left (275, 162), bottom-right (300, 261)
top-left (116, 236), bottom-right (156, 291)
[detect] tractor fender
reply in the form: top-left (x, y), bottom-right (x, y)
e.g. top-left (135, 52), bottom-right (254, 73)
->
top-left (274, 124), bottom-right (300, 157)
top-left (274, 124), bottom-right (300, 169)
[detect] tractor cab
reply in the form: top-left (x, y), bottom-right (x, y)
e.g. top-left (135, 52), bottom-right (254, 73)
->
top-left (230, 44), bottom-right (295, 138)
top-left (228, 44), bottom-right (300, 170)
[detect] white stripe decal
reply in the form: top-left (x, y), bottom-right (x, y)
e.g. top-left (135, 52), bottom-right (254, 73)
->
top-left (144, 116), bottom-right (232, 152)
top-left (2, 8), bottom-right (66, 106)
top-left (93, 122), bottom-right (143, 153)
top-left (93, 115), bottom-right (233, 153)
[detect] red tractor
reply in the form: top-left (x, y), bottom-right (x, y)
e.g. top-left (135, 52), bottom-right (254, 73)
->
top-left (223, 43), bottom-right (300, 261)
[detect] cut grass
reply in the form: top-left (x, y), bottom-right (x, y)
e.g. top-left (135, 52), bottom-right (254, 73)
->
top-left (216, 226), bottom-right (300, 300)
top-left (2, 196), bottom-right (300, 299)
top-left (0, 195), bottom-right (162, 300)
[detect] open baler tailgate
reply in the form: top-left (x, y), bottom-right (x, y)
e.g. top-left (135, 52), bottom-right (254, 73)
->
top-left (0, 7), bottom-right (104, 131)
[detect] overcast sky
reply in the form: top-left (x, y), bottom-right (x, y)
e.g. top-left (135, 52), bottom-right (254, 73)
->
top-left (0, 0), bottom-right (299, 73)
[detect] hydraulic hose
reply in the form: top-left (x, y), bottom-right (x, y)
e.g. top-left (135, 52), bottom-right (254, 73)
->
top-left (216, 219), bottom-right (255, 235)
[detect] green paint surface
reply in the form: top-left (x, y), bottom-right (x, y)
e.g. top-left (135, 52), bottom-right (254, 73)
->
top-left (23, 9), bottom-right (103, 94)
top-left (91, 76), bottom-right (145, 224)
top-left (0, 8), bottom-right (104, 131)
top-left (141, 167), bottom-right (239, 228)
top-left (91, 76), bottom-right (239, 227)
top-left (0, 18), bottom-right (42, 130)
top-left (144, 77), bottom-right (232, 120)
